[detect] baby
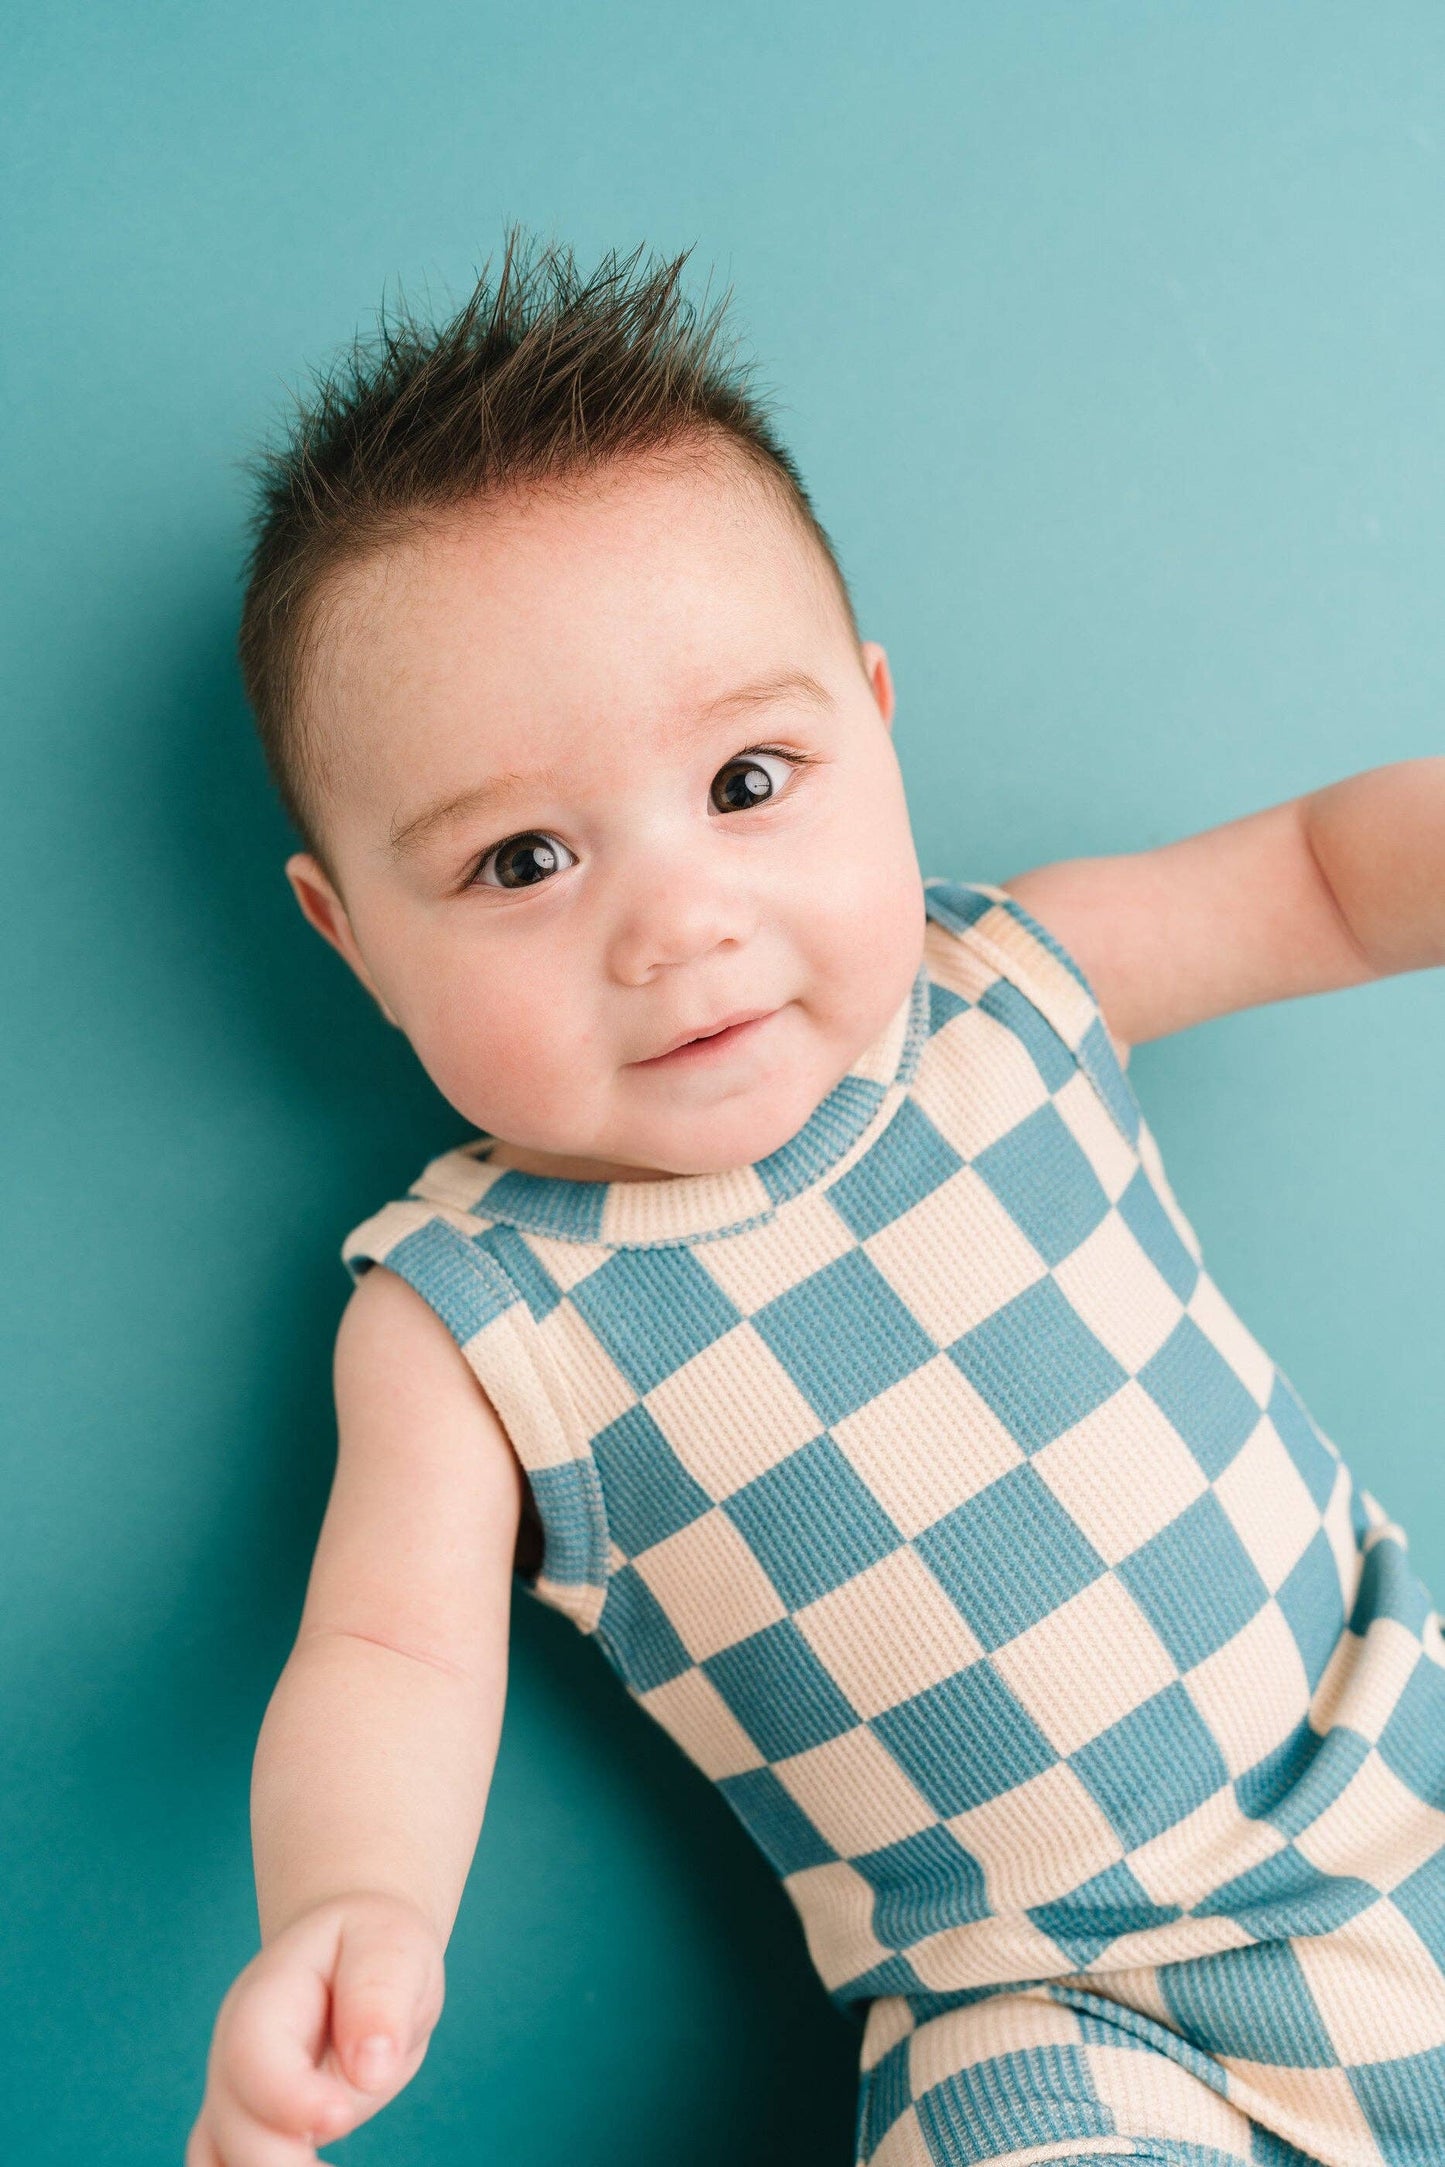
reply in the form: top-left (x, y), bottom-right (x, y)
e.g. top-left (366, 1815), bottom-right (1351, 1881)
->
top-left (190, 232), bottom-right (1445, 2167)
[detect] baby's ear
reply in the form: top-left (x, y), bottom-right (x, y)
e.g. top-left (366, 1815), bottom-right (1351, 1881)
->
top-left (284, 854), bottom-right (400, 1027)
top-left (285, 852), bottom-right (349, 953)
top-left (860, 641), bottom-right (896, 729)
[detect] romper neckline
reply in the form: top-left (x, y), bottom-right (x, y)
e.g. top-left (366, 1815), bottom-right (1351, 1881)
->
top-left (433, 955), bottom-right (934, 1247)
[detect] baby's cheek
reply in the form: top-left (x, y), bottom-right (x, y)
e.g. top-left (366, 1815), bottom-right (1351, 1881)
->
top-left (401, 977), bottom-right (558, 1130)
top-left (815, 868), bottom-right (923, 1028)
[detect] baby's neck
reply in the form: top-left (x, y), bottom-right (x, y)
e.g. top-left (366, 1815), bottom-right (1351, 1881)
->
top-left (483, 1138), bottom-right (679, 1184)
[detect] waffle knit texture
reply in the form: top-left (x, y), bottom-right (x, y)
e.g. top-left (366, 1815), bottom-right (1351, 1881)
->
top-left (342, 879), bottom-right (1445, 2167)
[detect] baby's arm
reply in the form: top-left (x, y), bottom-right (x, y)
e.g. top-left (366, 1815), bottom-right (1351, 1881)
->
top-left (188, 1264), bottom-right (527, 2166)
top-left (1003, 755), bottom-right (1445, 1054)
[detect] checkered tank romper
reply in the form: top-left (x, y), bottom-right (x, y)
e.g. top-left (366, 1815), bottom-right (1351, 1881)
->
top-left (343, 878), bottom-right (1445, 2167)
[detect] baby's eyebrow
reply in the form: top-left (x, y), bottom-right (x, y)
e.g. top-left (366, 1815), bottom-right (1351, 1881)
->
top-left (388, 668), bottom-right (832, 858)
top-left (389, 766), bottom-right (562, 857)
top-left (697, 667), bottom-right (832, 723)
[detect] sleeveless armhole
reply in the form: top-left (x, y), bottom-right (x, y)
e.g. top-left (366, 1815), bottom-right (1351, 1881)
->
top-left (923, 877), bottom-right (1205, 1267)
top-left (922, 876), bottom-right (1142, 1149)
top-left (340, 1196), bottom-right (610, 1635)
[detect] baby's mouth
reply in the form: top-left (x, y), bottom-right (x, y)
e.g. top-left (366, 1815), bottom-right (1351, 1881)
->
top-left (631, 1007), bottom-right (779, 1066)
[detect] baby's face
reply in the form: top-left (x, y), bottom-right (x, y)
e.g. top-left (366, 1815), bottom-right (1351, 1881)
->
top-left (289, 446), bottom-right (926, 1181)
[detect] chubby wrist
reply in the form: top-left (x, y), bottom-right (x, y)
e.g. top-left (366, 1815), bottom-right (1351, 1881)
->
top-left (261, 1883), bottom-right (447, 1950)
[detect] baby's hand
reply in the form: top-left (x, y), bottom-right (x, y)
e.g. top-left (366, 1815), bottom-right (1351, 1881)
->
top-left (186, 1891), bottom-right (445, 2166)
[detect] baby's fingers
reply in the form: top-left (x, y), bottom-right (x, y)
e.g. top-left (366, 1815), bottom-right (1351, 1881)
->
top-left (328, 1904), bottom-right (445, 2099)
top-left (189, 2088), bottom-right (334, 2167)
top-left (217, 1935), bottom-right (352, 2144)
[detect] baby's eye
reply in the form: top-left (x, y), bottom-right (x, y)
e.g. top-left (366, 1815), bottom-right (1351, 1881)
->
top-left (473, 832), bottom-right (578, 890)
top-left (709, 749), bottom-right (799, 815)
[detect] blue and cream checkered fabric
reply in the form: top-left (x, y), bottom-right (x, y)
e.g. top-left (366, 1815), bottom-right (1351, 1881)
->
top-left (342, 879), bottom-right (1445, 2166)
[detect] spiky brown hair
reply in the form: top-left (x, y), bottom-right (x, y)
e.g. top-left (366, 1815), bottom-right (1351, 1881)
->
top-left (237, 228), bottom-right (859, 871)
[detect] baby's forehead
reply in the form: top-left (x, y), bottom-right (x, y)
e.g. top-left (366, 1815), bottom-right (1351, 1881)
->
top-left (303, 458), bottom-right (849, 828)
top-left (379, 447), bottom-right (826, 613)
top-left (311, 460), bottom-right (842, 724)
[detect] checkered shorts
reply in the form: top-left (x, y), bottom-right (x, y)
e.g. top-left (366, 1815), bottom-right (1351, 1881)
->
top-left (343, 879), bottom-right (1445, 2164)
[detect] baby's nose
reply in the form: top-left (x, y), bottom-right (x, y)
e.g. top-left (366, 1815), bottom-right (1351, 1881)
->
top-left (605, 874), bottom-right (755, 985)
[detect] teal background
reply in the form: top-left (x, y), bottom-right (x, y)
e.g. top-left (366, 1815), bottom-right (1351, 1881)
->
top-left (4, 4), bottom-right (1444, 2159)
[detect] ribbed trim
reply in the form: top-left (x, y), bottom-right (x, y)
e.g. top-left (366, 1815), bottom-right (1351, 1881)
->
top-left (429, 960), bottom-right (932, 1246)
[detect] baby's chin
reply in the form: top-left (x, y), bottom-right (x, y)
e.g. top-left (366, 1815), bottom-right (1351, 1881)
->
top-left (475, 1069), bottom-right (836, 1183)
top-left (607, 1077), bottom-right (839, 1178)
